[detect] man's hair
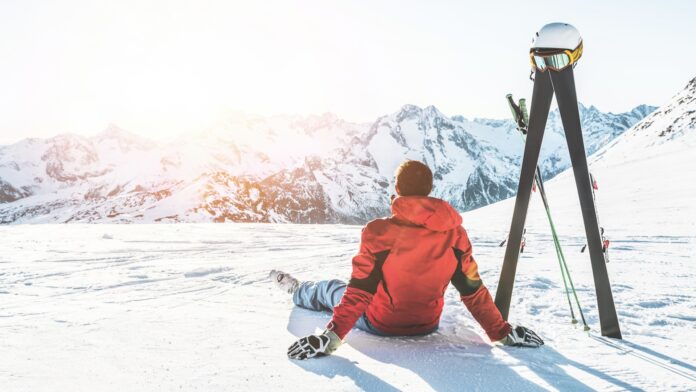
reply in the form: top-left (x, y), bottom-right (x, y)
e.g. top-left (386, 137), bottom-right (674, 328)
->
top-left (395, 160), bottom-right (433, 196)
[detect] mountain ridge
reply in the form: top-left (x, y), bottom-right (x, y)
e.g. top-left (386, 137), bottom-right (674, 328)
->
top-left (0, 99), bottom-right (659, 223)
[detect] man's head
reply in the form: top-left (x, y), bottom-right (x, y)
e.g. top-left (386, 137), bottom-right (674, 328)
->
top-left (394, 160), bottom-right (433, 196)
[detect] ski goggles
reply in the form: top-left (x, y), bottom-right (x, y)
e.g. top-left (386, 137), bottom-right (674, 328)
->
top-left (529, 43), bottom-right (583, 72)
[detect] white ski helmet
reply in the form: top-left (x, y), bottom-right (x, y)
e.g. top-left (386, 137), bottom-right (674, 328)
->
top-left (531, 23), bottom-right (582, 51)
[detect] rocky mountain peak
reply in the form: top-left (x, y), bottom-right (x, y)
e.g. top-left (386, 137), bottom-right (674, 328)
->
top-left (94, 124), bottom-right (154, 151)
top-left (630, 104), bottom-right (656, 118)
top-left (687, 77), bottom-right (696, 91)
top-left (395, 104), bottom-right (424, 121)
top-left (99, 123), bottom-right (128, 138)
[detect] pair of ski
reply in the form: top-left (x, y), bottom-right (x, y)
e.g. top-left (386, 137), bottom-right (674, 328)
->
top-left (500, 101), bottom-right (610, 261)
top-left (504, 93), bottom-right (589, 330)
top-left (495, 67), bottom-right (621, 339)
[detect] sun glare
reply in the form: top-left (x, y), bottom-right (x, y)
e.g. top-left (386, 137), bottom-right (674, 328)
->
top-left (1, 1), bottom-right (694, 144)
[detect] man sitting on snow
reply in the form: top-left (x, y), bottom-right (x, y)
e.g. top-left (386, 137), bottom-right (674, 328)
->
top-left (271, 160), bottom-right (543, 360)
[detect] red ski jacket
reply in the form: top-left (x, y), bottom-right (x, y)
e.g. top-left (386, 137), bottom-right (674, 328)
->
top-left (327, 196), bottom-right (511, 341)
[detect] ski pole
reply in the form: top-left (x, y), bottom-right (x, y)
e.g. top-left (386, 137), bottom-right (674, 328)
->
top-left (536, 163), bottom-right (589, 329)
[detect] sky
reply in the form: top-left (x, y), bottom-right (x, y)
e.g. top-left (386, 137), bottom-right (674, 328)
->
top-left (1, 0), bottom-right (695, 144)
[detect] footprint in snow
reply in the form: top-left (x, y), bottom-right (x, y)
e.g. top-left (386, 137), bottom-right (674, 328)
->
top-left (184, 267), bottom-right (232, 278)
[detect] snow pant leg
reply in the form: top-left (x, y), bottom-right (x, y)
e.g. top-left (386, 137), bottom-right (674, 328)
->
top-left (353, 314), bottom-right (382, 334)
top-left (292, 279), bottom-right (347, 312)
top-left (352, 314), bottom-right (439, 336)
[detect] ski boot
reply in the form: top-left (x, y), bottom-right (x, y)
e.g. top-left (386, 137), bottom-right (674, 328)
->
top-left (269, 270), bottom-right (300, 294)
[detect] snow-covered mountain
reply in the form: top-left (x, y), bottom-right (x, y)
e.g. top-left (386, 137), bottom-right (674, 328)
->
top-left (0, 102), bottom-right (655, 224)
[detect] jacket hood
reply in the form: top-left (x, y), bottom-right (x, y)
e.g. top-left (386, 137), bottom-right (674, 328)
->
top-left (391, 196), bottom-right (463, 232)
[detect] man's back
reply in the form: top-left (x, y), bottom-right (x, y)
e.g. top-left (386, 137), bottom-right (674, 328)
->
top-left (358, 196), bottom-right (471, 335)
top-left (329, 195), bottom-right (489, 338)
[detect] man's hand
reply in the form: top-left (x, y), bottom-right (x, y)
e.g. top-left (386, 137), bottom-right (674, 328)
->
top-left (500, 325), bottom-right (544, 348)
top-left (287, 330), bottom-right (342, 360)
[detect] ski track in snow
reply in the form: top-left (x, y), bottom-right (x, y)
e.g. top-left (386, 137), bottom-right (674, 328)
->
top-left (1, 224), bottom-right (695, 391)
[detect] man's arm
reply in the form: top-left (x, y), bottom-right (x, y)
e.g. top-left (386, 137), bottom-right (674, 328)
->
top-left (287, 226), bottom-right (383, 359)
top-left (327, 228), bottom-right (386, 339)
top-left (326, 243), bottom-right (389, 339)
top-left (452, 227), bottom-right (543, 347)
top-left (452, 227), bottom-right (512, 341)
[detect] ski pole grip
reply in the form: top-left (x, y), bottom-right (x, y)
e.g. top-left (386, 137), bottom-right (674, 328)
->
top-left (506, 94), bottom-right (520, 122)
top-left (519, 99), bottom-right (529, 126)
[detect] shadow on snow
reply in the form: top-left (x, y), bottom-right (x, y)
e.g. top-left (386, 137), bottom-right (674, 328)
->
top-left (285, 307), bottom-right (642, 391)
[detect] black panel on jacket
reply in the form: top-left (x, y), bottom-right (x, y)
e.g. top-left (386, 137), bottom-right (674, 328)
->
top-left (348, 250), bottom-right (390, 295)
top-left (450, 247), bottom-right (481, 296)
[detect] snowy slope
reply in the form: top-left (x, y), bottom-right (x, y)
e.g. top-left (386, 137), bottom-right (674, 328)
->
top-left (0, 104), bottom-right (651, 224)
top-left (1, 221), bottom-right (694, 391)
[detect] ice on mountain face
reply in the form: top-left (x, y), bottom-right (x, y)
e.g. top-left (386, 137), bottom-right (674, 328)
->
top-left (0, 99), bottom-right (656, 224)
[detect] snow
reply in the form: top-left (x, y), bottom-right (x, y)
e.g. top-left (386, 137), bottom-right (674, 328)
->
top-left (1, 210), bottom-right (695, 392)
